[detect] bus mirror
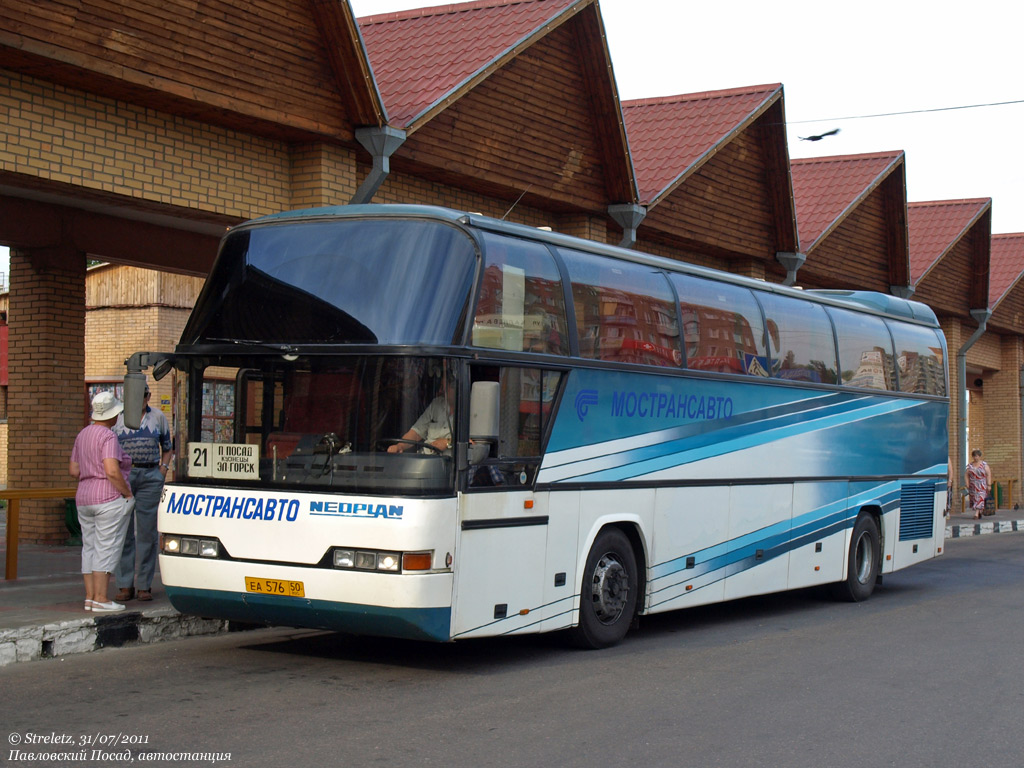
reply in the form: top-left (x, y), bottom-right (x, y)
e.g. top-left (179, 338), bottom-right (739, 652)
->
top-left (123, 372), bottom-right (148, 430)
top-left (153, 359), bottom-right (173, 381)
top-left (470, 381), bottom-right (500, 442)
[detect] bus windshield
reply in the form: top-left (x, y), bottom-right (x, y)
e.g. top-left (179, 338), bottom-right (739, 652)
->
top-left (180, 356), bottom-right (459, 495)
top-left (182, 218), bottom-right (478, 346)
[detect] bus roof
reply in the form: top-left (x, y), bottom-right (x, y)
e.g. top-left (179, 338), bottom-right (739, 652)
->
top-left (242, 204), bottom-right (940, 328)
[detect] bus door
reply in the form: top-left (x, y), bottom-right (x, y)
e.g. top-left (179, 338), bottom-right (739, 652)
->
top-left (451, 365), bottom-right (563, 639)
top-left (453, 491), bottom-right (548, 639)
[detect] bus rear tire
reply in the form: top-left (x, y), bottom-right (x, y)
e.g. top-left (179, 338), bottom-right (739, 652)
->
top-left (831, 513), bottom-right (880, 602)
top-left (571, 528), bottom-right (638, 649)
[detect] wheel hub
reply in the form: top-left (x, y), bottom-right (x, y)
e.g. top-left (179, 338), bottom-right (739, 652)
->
top-left (590, 553), bottom-right (629, 624)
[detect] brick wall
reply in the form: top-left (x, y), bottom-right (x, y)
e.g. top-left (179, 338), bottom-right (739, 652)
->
top-left (1, 69), bottom-right (291, 219)
top-left (984, 336), bottom-right (1024, 501)
top-left (0, 422), bottom-right (7, 486)
top-left (7, 247), bottom-right (85, 543)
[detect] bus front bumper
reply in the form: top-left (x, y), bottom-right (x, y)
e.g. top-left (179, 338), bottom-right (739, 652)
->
top-left (166, 586), bottom-right (453, 642)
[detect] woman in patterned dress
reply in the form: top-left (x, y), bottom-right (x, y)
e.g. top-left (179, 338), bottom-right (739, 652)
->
top-left (966, 449), bottom-right (993, 520)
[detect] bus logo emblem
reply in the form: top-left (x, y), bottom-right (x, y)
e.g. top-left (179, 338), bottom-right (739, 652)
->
top-left (575, 389), bottom-right (598, 421)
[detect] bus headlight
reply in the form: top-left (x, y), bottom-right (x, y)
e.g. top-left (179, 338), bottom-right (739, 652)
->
top-left (330, 547), bottom-right (431, 573)
top-left (200, 539), bottom-right (220, 558)
top-left (376, 553), bottom-right (400, 572)
top-left (333, 549), bottom-right (355, 568)
top-left (162, 534), bottom-right (223, 558)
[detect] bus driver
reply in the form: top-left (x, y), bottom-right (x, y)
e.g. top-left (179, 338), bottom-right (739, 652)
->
top-left (387, 376), bottom-right (455, 454)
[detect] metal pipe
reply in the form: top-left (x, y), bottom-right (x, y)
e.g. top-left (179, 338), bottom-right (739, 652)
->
top-left (351, 126), bottom-right (406, 205)
top-left (957, 308), bottom-right (991, 486)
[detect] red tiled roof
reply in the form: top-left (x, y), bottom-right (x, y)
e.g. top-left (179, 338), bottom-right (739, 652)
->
top-left (790, 152), bottom-right (904, 252)
top-left (622, 84), bottom-right (782, 205)
top-left (990, 234), bottom-right (1024, 308)
top-left (907, 199), bottom-right (991, 285)
top-left (358, 0), bottom-right (579, 128)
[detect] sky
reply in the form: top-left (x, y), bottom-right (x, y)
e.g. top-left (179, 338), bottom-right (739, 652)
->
top-left (3, 0), bottom-right (1021, 284)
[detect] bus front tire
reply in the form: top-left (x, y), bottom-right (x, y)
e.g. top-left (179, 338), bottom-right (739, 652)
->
top-left (571, 528), bottom-right (638, 649)
top-left (831, 513), bottom-right (880, 602)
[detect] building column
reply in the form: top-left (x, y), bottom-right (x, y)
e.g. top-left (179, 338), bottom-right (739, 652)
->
top-left (941, 319), bottom-right (965, 490)
top-left (984, 335), bottom-right (1024, 505)
top-left (7, 246), bottom-right (85, 543)
top-left (289, 143), bottom-right (358, 209)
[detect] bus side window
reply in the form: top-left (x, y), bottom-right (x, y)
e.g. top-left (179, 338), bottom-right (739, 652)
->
top-left (757, 292), bottom-right (838, 385)
top-left (472, 233), bottom-right (568, 355)
top-left (828, 307), bottom-right (896, 390)
top-left (558, 248), bottom-right (680, 367)
top-left (888, 323), bottom-right (946, 396)
top-left (671, 274), bottom-right (767, 375)
top-left (468, 365), bottom-right (563, 488)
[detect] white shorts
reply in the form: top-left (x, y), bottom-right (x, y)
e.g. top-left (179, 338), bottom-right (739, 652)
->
top-left (78, 497), bottom-right (135, 574)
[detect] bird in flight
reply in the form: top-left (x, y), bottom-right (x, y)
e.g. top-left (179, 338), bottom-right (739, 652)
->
top-left (799, 128), bottom-right (841, 142)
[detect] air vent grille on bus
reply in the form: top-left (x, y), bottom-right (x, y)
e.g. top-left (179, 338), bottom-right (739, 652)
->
top-left (899, 483), bottom-right (936, 541)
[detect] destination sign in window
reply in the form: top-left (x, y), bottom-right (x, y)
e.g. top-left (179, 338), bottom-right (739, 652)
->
top-left (188, 442), bottom-right (259, 480)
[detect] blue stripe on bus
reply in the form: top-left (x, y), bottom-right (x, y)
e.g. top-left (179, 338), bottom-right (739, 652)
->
top-left (455, 476), bottom-right (943, 631)
top-left (165, 587), bottom-right (452, 642)
top-left (543, 397), bottom-right (921, 483)
top-left (646, 477), bottom-right (942, 607)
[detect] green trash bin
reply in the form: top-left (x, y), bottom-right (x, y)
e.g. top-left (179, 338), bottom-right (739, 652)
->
top-left (65, 497), bottom-right (82, 546)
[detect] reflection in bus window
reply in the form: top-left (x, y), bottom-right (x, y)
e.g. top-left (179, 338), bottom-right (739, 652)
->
top-left (828, 307), bottom-right (895, 390)
top-left (473, 233), bottom-right (568, 355)
top-left (468, 365), bottom-right (563, 489)
top-left (889, 323), bottom-right (946, 396)
top-left (757, 292), bottom-right (838, 384)
top-left (672, 274), bottom-right (767, 376)
top-left (558, 248), bottom-right (680, 367)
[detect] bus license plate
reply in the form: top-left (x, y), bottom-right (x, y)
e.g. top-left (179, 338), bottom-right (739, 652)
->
top-left (245, 577), bottom-right (305, 597)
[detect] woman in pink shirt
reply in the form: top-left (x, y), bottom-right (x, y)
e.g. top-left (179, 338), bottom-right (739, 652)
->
top-left (70, 391), bottom-right (135, 612)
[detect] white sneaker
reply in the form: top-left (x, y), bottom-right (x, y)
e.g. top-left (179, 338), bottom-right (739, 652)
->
top-left (91, 601), bottom-right (126, 613)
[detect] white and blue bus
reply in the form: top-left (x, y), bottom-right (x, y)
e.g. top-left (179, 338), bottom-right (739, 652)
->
top-left (126, 205), bottom-right (948, 648)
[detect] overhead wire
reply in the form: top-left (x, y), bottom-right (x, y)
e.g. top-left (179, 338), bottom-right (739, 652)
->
top-left (788, 98), bottom-right (1024, 125)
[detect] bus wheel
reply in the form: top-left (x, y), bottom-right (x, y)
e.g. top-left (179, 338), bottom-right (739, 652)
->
top-left (831, 513), bottom-right (880, 602)
top-left (571, 528), bottom-right (638, 649)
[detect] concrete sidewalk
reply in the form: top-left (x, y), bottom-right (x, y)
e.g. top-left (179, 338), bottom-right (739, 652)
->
top-left (2, 507), bottom-right (1023, 666)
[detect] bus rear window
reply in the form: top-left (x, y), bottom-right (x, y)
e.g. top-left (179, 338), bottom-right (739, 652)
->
top-left (890, 323), bottom-right (946, 396)
top-left (828, 307), bottom-right (895, 391)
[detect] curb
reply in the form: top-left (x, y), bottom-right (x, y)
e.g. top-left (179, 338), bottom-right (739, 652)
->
top-left (0, 607), bottom-right (229, 667)
top-left (946, 519), bottom-right (1024, 539)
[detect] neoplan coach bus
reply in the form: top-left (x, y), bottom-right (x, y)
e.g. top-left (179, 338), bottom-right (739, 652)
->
top-left (123, 205), bottom-right (949, 648)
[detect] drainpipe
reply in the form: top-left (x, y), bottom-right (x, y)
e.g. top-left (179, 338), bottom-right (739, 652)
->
top-left (776, 252), bottom-right (806, 286)
top-left (350, 126), bottom-right (406, 204)
top-left (957, 308), bottom-right (991, 485)
top-left (1020, 367), bottom-right (1024, 507)
top-left (890, 284), bottom-right (915, 299)
top-left (608, 204), bottom-right (646, 249)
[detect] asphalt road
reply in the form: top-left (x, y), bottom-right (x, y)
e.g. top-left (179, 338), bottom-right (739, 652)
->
top-left (3, 534), bottom-right (1024, 768)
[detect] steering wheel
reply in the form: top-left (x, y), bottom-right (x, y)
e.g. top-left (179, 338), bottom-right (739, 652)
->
top-left (377, 438), bottom-right (443, 455)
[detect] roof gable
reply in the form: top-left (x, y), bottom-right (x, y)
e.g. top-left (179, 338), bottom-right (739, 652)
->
top-left (791, 152), bottom-right (904, 252)
top-left (907, 199), bottom-right (991, 285)
top-left (359, 0), bottom-right (580, 130)
top-left (990, 234), bottom-right (1024, 308)
top-left (0, 0), bottom-right (381, 142)
top-left (623, 84), bottom-right (783, 205)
